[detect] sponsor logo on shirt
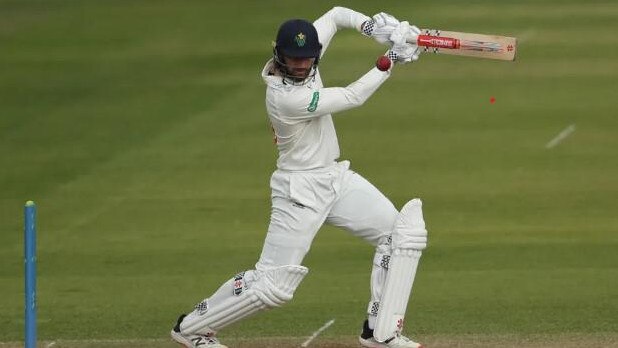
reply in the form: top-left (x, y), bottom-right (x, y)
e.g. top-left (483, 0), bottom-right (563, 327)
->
top-left (307, 91), bottom-right (319, 112)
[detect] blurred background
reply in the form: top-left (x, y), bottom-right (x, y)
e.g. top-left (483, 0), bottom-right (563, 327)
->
top-left (1, 0), bottom-right (617, 346)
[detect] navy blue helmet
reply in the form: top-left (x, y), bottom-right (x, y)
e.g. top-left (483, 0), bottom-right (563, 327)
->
top-left (273, 19), bottom-right (322, 82)
top-left (275, 19), bottom-right (322, 59)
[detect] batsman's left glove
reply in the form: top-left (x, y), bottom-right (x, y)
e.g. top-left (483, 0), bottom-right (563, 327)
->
top-left (362, 12), bottom-right (400, 45)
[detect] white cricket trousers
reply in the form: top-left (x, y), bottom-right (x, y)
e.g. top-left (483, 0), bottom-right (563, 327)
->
top-left (256, 160), bottom-right (398, 270)
top-left (179, 160), bottom-right (398, 334)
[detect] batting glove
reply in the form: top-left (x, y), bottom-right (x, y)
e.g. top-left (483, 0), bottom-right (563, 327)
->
top-left (388, 21), bottom-right (421, 63)
top-left (362, 12), bottom-right (400, 45)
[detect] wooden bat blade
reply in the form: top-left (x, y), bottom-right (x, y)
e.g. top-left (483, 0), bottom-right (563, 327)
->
top-left (410, 29), bottom-right (517, 61)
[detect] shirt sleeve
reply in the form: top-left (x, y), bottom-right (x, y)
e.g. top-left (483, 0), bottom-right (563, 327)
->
top-left (313, 7), bottom-right (371, 57)
top-left (274, 67), bottom-right (390, 122)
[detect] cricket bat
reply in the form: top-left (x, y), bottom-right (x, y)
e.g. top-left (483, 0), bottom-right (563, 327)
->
top-left (408, 29), bottom-right (517, 61)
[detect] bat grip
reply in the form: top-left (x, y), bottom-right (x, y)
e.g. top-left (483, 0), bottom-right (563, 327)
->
top-left (414, 35), bottom-right (460, 49)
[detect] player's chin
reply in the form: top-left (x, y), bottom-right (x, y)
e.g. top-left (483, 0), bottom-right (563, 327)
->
top-left (291, 69), bottom-right (310, 78)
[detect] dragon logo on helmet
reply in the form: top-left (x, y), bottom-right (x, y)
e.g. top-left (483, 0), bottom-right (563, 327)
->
top-left (295, 32), bottom-right (306, 47)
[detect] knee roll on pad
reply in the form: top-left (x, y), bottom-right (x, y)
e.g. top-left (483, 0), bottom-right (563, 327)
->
top-left (180, 265), bottom-right (308, 335)
top-left (392, 198), bottom-right (427, 250)
top-left (252, 264), bottom-right (308, 307)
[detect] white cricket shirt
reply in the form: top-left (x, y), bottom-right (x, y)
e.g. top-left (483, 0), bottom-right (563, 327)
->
top-left (261, 7), bottom-right (391, 171)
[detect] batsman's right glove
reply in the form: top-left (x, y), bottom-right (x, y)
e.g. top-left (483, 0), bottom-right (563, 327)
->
top-left (387, 21), bottom-right (421, 63)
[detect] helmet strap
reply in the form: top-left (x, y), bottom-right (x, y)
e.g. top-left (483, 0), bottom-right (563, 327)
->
top-left (273, 48), bottom-right (319, 85)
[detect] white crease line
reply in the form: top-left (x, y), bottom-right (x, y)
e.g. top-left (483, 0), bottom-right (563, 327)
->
top-left (300, 318), bottom-right (335, 347)
top-left (545, 124), bottom-right (576, 149)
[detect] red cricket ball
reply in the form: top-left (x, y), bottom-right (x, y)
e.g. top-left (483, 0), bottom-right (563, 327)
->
top-left (376, 56), bottom-right (391, 71)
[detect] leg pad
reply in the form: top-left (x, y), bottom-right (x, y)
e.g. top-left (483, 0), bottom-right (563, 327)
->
top-left (180, 265), bottom-right (308, 335)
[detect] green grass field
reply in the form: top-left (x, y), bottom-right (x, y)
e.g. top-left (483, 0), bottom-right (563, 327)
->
top-left (1, 0), bottom-right (617, 347)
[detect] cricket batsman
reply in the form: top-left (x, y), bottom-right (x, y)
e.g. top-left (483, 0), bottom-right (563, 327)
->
top-left (171, 6), bottom-right (428, 348)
